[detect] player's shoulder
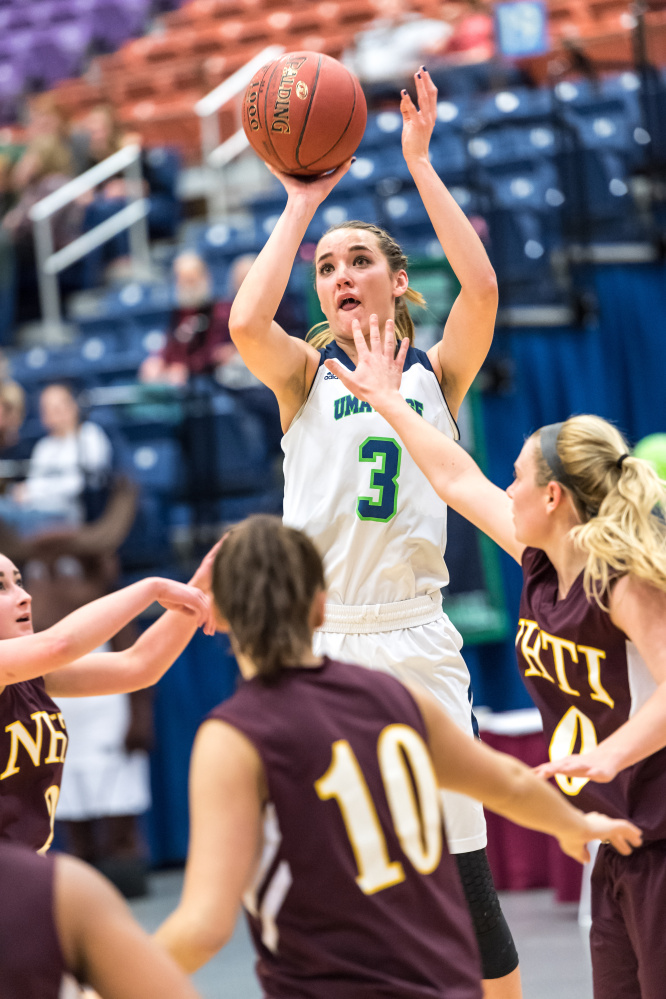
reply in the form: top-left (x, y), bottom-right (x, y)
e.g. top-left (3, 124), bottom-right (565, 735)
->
top-left (521, 546), bottom-right (552, 578)
top-left (403, 344), bottom-right (435, 374)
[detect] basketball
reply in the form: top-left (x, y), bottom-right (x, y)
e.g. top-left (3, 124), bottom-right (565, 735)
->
top-left (242, 51), bottom-right (367, 177)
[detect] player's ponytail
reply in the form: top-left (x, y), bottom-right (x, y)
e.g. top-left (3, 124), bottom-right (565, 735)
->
top-left (533, 415), bottom-right (666, 605)
top-left (307, 220), bottom-right (425, 348)
top-left (212, 515), bottom-right (325, 683)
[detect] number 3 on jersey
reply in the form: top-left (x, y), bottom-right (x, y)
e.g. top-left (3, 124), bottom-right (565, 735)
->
top-left (357, 437), bottom-right (402, 522)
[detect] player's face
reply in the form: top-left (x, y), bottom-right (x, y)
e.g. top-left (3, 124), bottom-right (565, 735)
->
top-left (0, 555), bottom-right (32, 639)
top-left (506, 440), bottom-right (550, 546)
top-left (315, 229), bottom-right (407, 342)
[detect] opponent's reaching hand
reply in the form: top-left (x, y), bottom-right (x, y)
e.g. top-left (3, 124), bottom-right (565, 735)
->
top-left (534, 747), bottom-right (622, 785)
top-left (558, 812), bottom-right (642, 864)
top-left (189, 537), bottom-right (226, 636)
top-left (324, 314), bottom-right (409, 412)
top-left (401, 67), bottom-right (438, 166)
top-left (154, 579), bottom-right (211, 631)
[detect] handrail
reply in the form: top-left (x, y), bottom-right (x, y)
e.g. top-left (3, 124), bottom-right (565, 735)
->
top-left (208, 128), bottom-right (250, 169)
top-left (194, 44), bottom-right (285, 164)
top-left (29, 143), bottom-right (151, 336)
top-left (30, 144), bottom-right (143, 220)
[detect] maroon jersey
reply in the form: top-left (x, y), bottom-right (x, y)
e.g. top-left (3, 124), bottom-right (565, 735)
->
top-left (0, 678), bottom-right (68, 852)
top-left (210, 657), bottom-right (482, 999)
top-left (0, 842), bottom-right (68, 998)
top-left (517, 547), bottom-right (666, 840)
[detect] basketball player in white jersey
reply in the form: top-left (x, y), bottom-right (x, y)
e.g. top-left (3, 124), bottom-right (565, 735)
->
top-left (229, 69), bottom-right (520, 997)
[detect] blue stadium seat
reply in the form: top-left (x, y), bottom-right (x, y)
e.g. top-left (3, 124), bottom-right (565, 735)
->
top-left (358, 110), bottom-right (403, 151)
top-left (124, 437), bottom-right (183, 496)
top-left (183, 389), bottom-right (270, 502)
top-left (429, 131), bottom-right (467, 178)
top-left (379, 187), bottom-right (433, 236)
top-left (480, 158), bottom-right (563, 214)
top-left (304, 196), bottom-right (377, 242)
top-left (199, 221), bottom-right (260, 264)
top-left (473, 87), bottom-right (553, 126)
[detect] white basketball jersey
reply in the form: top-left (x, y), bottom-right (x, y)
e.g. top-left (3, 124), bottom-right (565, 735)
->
top-left (282, 342), bottom-right (459, 606)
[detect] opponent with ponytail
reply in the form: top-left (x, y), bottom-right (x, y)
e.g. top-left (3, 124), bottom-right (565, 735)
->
top-left (327, 317), bottom-right (666, 999)
top-left (228, 69), bottom-right (519, 996)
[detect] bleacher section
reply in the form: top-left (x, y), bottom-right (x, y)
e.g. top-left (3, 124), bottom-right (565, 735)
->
top-left (1, 0), bottom-right (665, 579)
top-left (0, 0), bottom-right (184, 123)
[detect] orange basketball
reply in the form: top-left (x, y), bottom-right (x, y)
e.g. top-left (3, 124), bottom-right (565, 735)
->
top-left (242, 51), bottom-right (367, 177)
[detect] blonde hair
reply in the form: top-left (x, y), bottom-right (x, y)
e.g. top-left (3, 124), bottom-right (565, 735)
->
top-left (307, 220), bottom-right (426, 349)
top-left (532, 415), bottom-right (666, 605)
top-left (23, 135), bottom-right (73, 180)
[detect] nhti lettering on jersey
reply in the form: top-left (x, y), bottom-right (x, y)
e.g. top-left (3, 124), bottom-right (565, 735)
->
top-left (516, 619), bottom-right (614, 709)
top-left (1, 710), bottom-right (68, 780)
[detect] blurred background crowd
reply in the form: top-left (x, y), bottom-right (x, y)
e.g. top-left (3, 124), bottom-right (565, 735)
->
top-left (0, 0), bottom-right (665, 899)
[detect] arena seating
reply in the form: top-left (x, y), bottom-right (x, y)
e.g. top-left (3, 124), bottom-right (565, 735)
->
top-left (2, 0), bottom-right (665, 576)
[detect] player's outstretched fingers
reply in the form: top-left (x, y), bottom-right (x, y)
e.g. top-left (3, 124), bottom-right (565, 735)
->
top-left (368, 313), bottom-right (382, 348)
top-left (383, 317), bottom-right (395, 358)
top-left (400, 89), bottom-right (417, 121)
top-left (351, 317), bottom-right (369, 356)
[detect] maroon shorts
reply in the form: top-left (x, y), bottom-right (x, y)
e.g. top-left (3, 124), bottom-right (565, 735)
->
top-left (590, 840), bottom-right (666, 999)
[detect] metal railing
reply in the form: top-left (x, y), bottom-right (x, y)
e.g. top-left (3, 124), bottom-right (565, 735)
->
top-left (195, 43), bottom-right (285, 216)
top-left (29, 143), bottom-right (151, 336)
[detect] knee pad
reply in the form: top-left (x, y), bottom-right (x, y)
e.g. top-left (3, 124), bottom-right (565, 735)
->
top-left (454, 848), bottom-right (519, 980)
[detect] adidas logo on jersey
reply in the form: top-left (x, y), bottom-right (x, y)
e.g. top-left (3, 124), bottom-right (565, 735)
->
top-left (324, 372), bottom-right (338, 380)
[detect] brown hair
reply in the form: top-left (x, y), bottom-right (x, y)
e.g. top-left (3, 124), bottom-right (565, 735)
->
top-left (307, 220), bottom-right (426, 348)
top-left (212, 515), bottom-right (325, 683)
top-left (532, 415), bottom-right (666, 605)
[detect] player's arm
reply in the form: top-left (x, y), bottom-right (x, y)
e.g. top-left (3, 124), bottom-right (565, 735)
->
top-left (401, 70), bottom-right (497, 419)
top-left (229, 162), bottom-right (351, 429)
top-left (536, 574), bottom-right (666, 784)
top-left (407, 683), bottom-right (642, 862)
top-left (44, 544), bottom-right (219, 698)
top-left (54, 854), bottom-right (203, 999)
top-left (325, 316), bottom-right (524, 562)
top-left (0, 577), bottom-right (209, 687)
top-left (154, 719), bottom-right (264, 972)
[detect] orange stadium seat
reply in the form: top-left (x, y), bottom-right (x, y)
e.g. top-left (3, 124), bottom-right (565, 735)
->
top-left (164, 0), bottom-right (263, 28)
top-left (52, 78), bottom-right (104, 118)
top-left (119, 93), bottom-right (222, 159)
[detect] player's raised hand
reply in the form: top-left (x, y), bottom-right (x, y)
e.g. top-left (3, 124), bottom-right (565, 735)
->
top-left (324, 314), bottom-right (409, 411)
top-left (401, 67), bottom-right (438, 164)
top-left (558, 812), bottom-right (642, 864)
top-left (265, 157), bottom-right (354, 208)
top-left (154, 579), bottom-right (211, 629)
top-left (534, 748), bottom-right (621, 785)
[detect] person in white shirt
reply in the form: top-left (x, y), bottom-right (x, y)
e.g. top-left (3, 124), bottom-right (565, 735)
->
top-left (0, 383), bottom-right (112, 533)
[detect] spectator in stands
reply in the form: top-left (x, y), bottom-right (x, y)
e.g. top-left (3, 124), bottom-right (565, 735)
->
top-left (71, 103), bottom-right (131, 178)
top-left (139, 251), bottom-right (237, 386)
top-left (0, 382), bottom-right (113, 534)
top-left (71, 103), bottom-right (181, 281)
top-left (342, 0), bottom-right (455, 101)
top-left (1, 135), bottom-right (83, 324)
top-left (0, 379), bottom-right (28, 495)
top-left (0, 378), bottom-right (26, 454)
top-left (25, 92), bottom-right (72, 148)
top-left (430, 1), bottom-right (496, 66)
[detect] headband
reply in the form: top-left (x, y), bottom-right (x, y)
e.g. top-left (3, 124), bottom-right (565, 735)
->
top-left (538, 422), bottom-right (578, 492)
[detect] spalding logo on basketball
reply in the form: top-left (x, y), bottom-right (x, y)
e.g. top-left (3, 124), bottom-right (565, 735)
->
top-left (242, 51), bottom-right (367, 176)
